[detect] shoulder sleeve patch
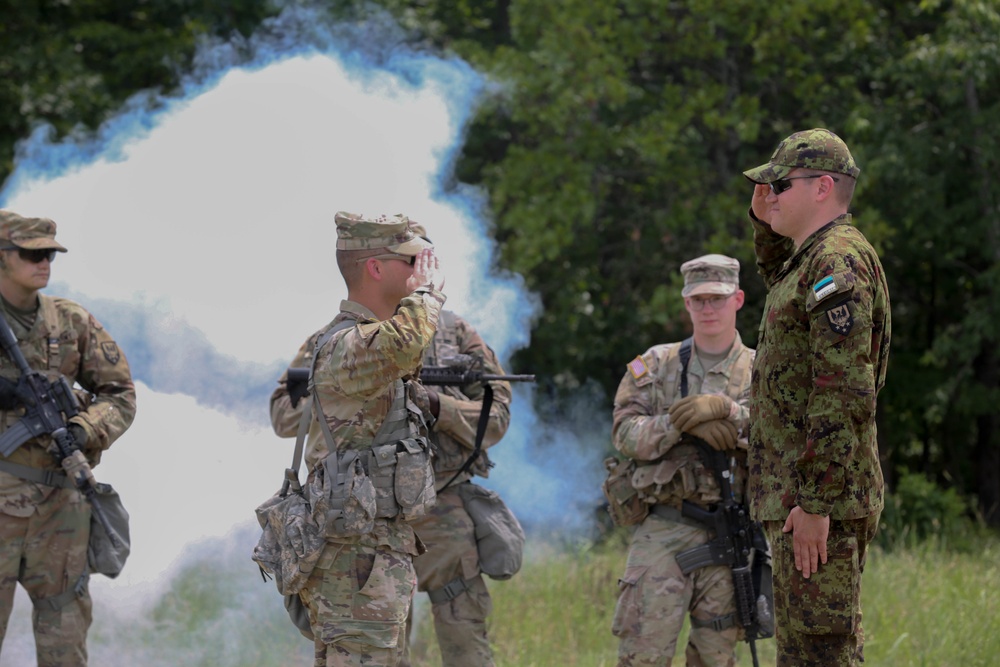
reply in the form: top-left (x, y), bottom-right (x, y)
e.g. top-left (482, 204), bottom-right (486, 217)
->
top-left (806, 272), bottom-right (855, 312)
top-left (627, 355), bottom-right (648, 380)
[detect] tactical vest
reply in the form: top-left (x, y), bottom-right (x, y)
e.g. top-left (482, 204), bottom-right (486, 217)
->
top-left (306, 316), bottom-right (436, 535)
top-left (630, 339), bottom-right (752, 507)
top-left (421, 310), bottom-right (493, 480)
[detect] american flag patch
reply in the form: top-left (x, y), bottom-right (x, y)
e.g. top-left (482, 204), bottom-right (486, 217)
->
top-left (627, 356), bottom-right (648, 379)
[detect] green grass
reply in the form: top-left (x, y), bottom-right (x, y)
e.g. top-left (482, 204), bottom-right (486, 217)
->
top-left (406, 532), bottom-right (1000, 667)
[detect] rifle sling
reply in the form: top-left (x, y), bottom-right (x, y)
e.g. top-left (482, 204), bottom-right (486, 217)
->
top-left (0, 460), bottom-right (74, 489)
top-left (439, 382), bottom-right (493, 492)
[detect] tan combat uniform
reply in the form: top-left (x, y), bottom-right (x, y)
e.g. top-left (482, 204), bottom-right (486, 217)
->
top-left (400, 310), bottom-right (512, 667)
top-left (0, 294), bottom-right (136, 667)
top-left (271, 289), bottom-right (444, 667)
top-left (611, 335), bottom-right (753, 667)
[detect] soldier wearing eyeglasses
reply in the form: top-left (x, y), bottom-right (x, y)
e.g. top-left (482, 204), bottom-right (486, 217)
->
top-left (0, 209), bottom-right (136, 666)
top-left (743, 128), bottom-right (891, 666)
top-left (610, 254), bottom-right (756, 667)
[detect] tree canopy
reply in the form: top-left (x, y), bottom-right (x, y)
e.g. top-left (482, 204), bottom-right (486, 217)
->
top-left (2, 0), bottom-right (998, 524)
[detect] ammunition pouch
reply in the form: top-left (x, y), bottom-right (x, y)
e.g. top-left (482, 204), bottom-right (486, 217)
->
top-left (316, 436), bottom-right (436, 537)
top-left (601, 456), bottom-right (648, 527)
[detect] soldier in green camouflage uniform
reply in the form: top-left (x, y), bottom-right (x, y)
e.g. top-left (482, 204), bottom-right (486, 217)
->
top-left (0, 210), bottom-right (136, 667)
top-left (270, 212), bottom-right (445, 667)
top-left (611, 255), bottom-right (755, 667)
top-left (742, 129), bottom-right (891, 666)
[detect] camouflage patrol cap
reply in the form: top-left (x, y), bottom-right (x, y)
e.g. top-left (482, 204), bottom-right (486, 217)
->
top-left (743, 128), bottom-right (860, 184)
top-left (334, 211), bottom-right (432, 254)
top-left (681, 254), bottom-right (740, 297)
top-left (0, 210), bottom-right (68, 252)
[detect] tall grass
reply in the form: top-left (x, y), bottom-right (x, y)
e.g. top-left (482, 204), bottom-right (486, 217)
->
top-left (407, 531), bottom-right (1000, 667)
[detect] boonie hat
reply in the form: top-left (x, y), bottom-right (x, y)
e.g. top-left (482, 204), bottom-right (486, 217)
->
top-left (743, 128), bottom-right (860, 184)
top-left (681, 254), bottom-right (740, 297)
top-left (0, 210), bottom-right (68, 252)
top-left (334, 211), bottom-right (432, 255)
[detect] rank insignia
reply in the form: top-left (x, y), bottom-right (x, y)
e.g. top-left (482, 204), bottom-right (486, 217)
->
top-left (826, 303), bottom-right (854, 336)
top-left (627, 356), bottom-right (648, 379)
top-left (101, 342), bottom-right (121, 365)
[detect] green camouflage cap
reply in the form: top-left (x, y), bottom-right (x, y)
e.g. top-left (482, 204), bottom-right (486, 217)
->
top-left (681, 254), bottom-right (740, 297)
top-left (0, 210), bottom-right (68, 252)
top-left (334, 211), bottom-right (432, 254)
top-left (743, 128), bottom-right (860, 183)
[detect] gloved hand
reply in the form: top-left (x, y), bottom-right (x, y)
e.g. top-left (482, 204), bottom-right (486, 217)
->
top-left (668, 394), bottom-right (733, 433)
top-left (67, 422), bottom-right (89, 450)
top-left (61, 449), bottom-right (97, 486)
top-left (687, 419), bottom-right (739, 451)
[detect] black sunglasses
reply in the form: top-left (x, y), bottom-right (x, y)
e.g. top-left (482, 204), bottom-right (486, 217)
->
top-left (1, 247), bottom-right (57, 263)
top-left (768, 174), bottom-right (839, 196)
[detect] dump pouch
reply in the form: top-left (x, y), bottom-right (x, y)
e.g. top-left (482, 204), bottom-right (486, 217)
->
top-left (252, 481), bottom-right (325, 596)
top-left (456, 482), bottom-right (525, 580)
top-left (392, 437), bottom-right (435, 520)
top-left (87, 482), bottom-right (131, 578)
top-left (602, 456), bottom-right (649, 527)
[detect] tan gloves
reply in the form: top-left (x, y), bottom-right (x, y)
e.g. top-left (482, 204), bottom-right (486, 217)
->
top-left (687, 419), bottom-right (739, 451)
top-left (668, 394), bottom-right (732, 432)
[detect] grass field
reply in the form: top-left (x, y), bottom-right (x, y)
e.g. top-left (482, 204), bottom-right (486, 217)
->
top-left (406, 532), bottom-right (1000, 667)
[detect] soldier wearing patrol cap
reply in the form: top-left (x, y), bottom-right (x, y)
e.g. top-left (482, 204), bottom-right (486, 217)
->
top-left (269, 211), bottom-right (446, 666)
top-left (744, 129), bottom-right (891, 666)
top-left (0, 209), bottom-right (136, 666)
top-left (610, 253), bottom-right (756, 667)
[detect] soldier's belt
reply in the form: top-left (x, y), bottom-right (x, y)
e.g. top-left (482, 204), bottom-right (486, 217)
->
top-left (650, 503), bottom-right (708, 531)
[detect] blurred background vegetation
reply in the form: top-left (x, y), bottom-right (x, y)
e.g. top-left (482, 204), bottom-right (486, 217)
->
top-left (2, 0), bottom-right (998, 530)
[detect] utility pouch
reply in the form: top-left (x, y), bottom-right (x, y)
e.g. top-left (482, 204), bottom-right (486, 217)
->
top-left (323, 451), bottom-right (377, 537)
top-left (393, 437), bottom-right (435, 520)
top-left (456, 482), bottom-right (525, 580)
top-left (370, 443), bottom-right (402, 519)
top-left (252, 476), bottom-right (325, 596)
top-left (751, 539), bottom-right (775, 639)
top-left (602, 456), bottom-right (648, 527)
top-left (87, 482), bottom-right (131, 578)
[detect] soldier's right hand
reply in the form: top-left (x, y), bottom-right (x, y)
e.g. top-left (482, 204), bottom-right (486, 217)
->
top-left (751, 183), bottom-right (772, 224)
top-left (408, 248), bottom-right (445, 293)
top-left (686, 419), bottom-right (738, 451)
top-left (668, 394), bottom-right (732, 432)
top-left (0, 376), bottom-right (32, 411)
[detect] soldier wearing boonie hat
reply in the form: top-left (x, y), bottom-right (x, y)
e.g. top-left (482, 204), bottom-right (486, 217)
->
top-left (268, 209), bottom-right (445, 666)
top-left (0, 209), bottom-right (136, 665)
top-left (609, 252), bottom-right (757, 666)
top-left (743, 130), bottom-right (891, 667)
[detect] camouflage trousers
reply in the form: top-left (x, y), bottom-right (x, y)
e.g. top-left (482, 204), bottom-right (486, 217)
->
top-left (762, 513), bottom-right (880, 667)
top-left (0, 487), bottom-right (92, 667)
top-left (612, 513), bottom-right (739, 667)
top-left (399, 485), bottom-right (494, 667)
top-left (300, 540), bottom-right (416, 667)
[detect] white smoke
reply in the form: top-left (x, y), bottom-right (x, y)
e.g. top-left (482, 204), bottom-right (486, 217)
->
top-left (0, 5), bottom-right (607, 664)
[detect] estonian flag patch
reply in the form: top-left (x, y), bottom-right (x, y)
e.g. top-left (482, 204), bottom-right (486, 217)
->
top-left (812, 275), bottom-right (838, 301)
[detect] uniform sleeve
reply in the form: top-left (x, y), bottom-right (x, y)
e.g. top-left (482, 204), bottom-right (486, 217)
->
top-left (796, 253), bottom-right (880, 515)
top-left (70, 313), bottom-right (136, 454)
top-left (314, 288), bottom-right (446, 400)
top-left (611, 352), bottom-right (682, 461)
top-left (433, 317), bottom-right (512, 450)
top-left (269, 336), bottom-right (312, 438)
top-left (750, 208), bottom-right (795, 287)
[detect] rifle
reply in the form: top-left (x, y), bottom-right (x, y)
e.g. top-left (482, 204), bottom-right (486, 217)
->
top-left (419, 354), bottom-right (536, 386)
top-left (0, 311), bottom-right (121, 549)
top-left (674, 439), bottom-right (773, 667)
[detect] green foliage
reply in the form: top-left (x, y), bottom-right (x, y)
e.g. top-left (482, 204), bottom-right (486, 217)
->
top-left (877, 469), bottom-right (978, 551)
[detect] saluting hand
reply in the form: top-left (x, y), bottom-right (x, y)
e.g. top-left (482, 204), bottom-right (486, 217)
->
top-left (408, 248), bottom-right (446, 293)
top-left (751, 183), bottom-right (772, 225)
